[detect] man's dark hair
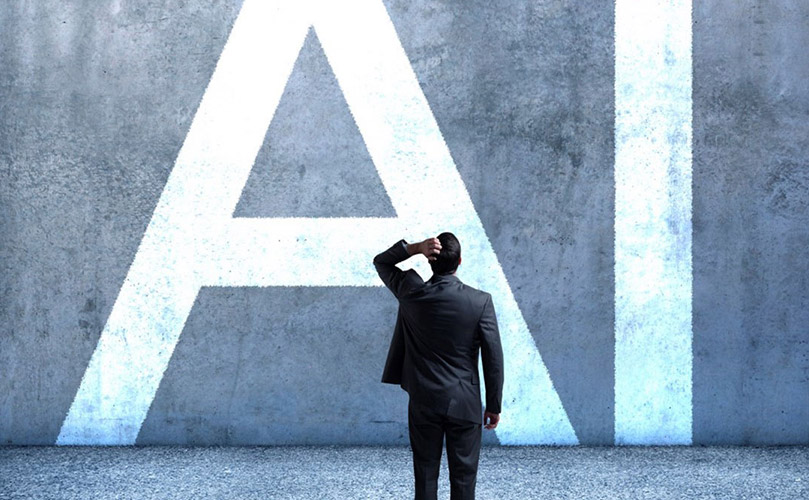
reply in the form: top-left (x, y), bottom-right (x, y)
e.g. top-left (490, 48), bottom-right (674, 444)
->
top-left (430, 232), bottom-right (461, 275)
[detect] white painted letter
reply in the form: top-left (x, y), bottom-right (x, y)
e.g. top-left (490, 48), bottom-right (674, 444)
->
top-left (614, 0), bottom-right (693, 444)
top-left (58, 0), bottom-right (576, 445)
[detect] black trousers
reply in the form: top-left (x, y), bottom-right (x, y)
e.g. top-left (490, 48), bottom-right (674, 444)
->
top-left (407, 398), bottom-right (482, 500)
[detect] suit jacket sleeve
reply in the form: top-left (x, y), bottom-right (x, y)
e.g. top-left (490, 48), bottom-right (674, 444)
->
top-left (373, 239), bottom-right (423, 299)
top-left (380, 308), bottom-right (405, 384)
top-left (479, 293), bottom-right (504, 414)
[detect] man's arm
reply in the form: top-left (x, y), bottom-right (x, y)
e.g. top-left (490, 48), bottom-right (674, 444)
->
top-left (373, 238), bottom-right (441, 298)
top-left (479, 293), bottom-right (504, 429)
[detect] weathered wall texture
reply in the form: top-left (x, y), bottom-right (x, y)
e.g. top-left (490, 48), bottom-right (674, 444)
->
top-left (1, 0), bottom-right (806, 445)
top-left (692, 0), bottom-right (809, 444)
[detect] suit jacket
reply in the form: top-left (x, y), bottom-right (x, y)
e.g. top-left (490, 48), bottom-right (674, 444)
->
top-left (374, 239), bottom-right (504, 424)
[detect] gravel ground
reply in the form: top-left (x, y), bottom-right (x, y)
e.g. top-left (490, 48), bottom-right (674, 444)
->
top-left (1, 445), bottom-right (807, 499)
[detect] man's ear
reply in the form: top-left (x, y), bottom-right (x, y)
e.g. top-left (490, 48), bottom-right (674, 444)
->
top-left (458, 256), bottom-right (462, 267)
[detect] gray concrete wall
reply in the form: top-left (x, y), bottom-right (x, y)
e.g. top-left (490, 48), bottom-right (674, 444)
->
top-left (1, 0), bottom-right (806, 445)
top-left (692, 0), bottom-right (809, 444)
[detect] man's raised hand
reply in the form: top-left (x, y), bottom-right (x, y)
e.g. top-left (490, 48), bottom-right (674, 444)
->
top-left (419, 237), bottom-right (442, 261)
top-left (406, 237), bottom-right (442, 261)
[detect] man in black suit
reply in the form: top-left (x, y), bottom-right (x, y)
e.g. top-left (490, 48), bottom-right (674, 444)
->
top-left (374, 232), bottom-right (504, 500)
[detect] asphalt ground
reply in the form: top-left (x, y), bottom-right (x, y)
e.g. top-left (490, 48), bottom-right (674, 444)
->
top-left (1, 445), bottom-right (807, 499)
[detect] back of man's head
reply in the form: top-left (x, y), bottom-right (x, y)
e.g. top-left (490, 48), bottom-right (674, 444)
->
top-left (430, 232), bottom-right (461, 275)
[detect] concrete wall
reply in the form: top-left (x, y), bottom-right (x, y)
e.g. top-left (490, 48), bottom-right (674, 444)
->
top-left (1, 0), bottom-right (807, 445)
